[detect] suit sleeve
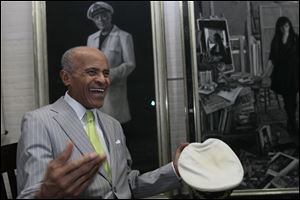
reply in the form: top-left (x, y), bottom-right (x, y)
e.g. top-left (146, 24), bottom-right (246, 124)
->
top-left (16, 112), bottom-right (53, 199)
top-left (127, 162), bottom-right (182, 199)
top-left (111, 116), bottom-right (181, 198)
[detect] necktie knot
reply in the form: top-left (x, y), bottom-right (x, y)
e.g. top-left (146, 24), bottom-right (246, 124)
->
top-left (86, 110), bottom-right (94, 124)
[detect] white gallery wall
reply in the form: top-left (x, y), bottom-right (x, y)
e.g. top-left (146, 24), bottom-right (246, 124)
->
top-left (1, 1), bottom-right (36, 145)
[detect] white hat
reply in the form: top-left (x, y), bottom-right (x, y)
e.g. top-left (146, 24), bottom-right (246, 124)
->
top-left (87, 2), bottom-right (114, 20)
top-left (178, 139), bottom-right (244, 193)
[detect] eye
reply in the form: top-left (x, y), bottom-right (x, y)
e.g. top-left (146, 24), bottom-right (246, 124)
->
top-left (103, 69), bottom-right (110, 77)
top-left (86, 69), bottom-right (97, 76)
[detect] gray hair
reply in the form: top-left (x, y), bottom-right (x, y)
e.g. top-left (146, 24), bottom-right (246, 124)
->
top-left (61, 46), bottom-right (105, 72)
top-left (61, 47), bottom-right (80, 72)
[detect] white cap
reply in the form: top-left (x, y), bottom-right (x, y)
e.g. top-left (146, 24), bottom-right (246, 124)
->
top-left (178, 139), bottom-right (244, 192)
top-left (87, 2), bottom-right (114, 20)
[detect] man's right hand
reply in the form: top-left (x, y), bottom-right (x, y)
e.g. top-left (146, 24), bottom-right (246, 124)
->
top-left (35, 142), bottom-right (105, 198)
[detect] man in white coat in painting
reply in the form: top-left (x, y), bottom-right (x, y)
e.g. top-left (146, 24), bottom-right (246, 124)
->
top-left (87, 1), bottom-right (135, 124)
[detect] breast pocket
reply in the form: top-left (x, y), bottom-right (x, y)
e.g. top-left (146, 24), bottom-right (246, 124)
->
top-left (114, 143), bottom-right (128, 167)
top-left (106, 36), bottom-right (122, 61)
top-left (114, 143), bottom-right (124, 157)
top-left (109, 46), bottom-right (121, 57)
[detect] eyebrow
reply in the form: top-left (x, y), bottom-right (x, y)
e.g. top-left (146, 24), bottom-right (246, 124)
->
top-left (84, 67), bottom-right (109, 72)
top-left (84, 67), bottom-right (98, 71)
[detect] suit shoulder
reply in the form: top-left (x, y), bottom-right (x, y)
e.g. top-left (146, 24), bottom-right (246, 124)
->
top-left (120, 30), bottom-right (132, 38)
top-left (88, 31), bottom-right (100, 40)
top-left (25, 104), bottom-right (51, 115)
top-left (98, 111), bottom-right (121, 125)
top-left (114, 26), bottom-right (132, 37)
top-left (22, 102), bottom-right (58, 121)
top-left (119, 29), bottom-right (131, 36)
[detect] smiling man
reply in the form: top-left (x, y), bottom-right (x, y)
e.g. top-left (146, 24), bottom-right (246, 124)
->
top-left (60, 47), bottom-right (110, 109)
top-left (16, 47), bottom-right (187, 199)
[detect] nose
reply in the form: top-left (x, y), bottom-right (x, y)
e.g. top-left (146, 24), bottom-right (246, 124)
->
top-left (95, 15), bottom-right (106, 22)
top-left (95, 73), bottom-right (110, 85)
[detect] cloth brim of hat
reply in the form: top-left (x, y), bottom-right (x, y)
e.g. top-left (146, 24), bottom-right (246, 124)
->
top-left (91, 8), bottom-right (110, 18)
top-left (178, 139), bottom-right (244, 192)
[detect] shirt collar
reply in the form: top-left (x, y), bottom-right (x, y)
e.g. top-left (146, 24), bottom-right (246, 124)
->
top-left (95, 25), bottom-right (118, 38)
top-left (64, 91), bottom-right (87, 121)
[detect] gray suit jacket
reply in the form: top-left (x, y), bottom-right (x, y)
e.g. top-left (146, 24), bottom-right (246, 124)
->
top-left (17, 97), bottom-right (181, 199)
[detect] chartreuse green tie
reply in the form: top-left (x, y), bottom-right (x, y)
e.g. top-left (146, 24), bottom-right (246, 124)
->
top-left (86, 110), bottom-right (111, 179)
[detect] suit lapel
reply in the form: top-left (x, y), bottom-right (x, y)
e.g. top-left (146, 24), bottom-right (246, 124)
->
top-left (51, 98), bottom-right (112, 183)
top-left (51, 98), bottom-right (94, 155)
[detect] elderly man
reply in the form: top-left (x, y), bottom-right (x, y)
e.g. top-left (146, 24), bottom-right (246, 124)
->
top-left (87, 2), bottom-right (135, 124)
top-left (17, 47), bottom-right (187, 198)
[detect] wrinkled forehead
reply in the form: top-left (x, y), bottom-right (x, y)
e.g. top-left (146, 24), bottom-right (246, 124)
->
top-left (74, 49), bottom-right (108, 69)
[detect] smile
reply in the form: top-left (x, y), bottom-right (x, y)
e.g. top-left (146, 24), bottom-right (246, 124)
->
top-left (90, 88), bottom-right (105, 93)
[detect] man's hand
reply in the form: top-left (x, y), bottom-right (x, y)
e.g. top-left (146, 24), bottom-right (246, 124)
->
top-left (173, 143), bottom-right (189, 177)
top-left (262, 76), bottom-right (271, 87)
top-left (35, 142), bottom-right (106, 198)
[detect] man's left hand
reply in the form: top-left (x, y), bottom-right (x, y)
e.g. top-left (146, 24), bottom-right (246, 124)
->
top-left (173, 143), bottom-right (189, 177)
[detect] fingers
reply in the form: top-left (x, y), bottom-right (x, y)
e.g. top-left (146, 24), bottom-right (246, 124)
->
top-left (57, 154), bottom-right (104, 198)
top-left (39, 142), bottom-right (106, 198)
top-left (75, 165), bottom-right (99, 196)
top-left (61, 153), bottom-right (104, 186)
top-left (56, 142), bottom-right (74, 164)
top-left (62, 153), bottom-right (105, 176)
top-left (177, 142), bottom-right (189, 153)
top-left (40, 153), bottom-right (105, 198)
top-left (173, 142), bottom-right (190, 177)
top-left (175, 143), bottom-right (189, 157)
top-left (64, 161), bottom-right (101, 197)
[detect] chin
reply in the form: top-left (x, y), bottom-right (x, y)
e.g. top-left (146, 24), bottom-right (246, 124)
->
top-left (90, 103), bottom-right (103, 109)
top-left (97, 26), bottom-right (104, 30)
top-left (95, 102), bottom-right (104, 109)
top-left (86, 101), bottom-right (104, 109)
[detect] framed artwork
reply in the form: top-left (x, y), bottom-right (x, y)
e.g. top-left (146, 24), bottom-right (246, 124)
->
top-left (230, 35), bottom-right (246, 73)
top-left (197, 19), bottom-right (234, 74)
top-left (32, 1), bottom-right (170, 173)
top-left (258, 125), bottom-right (272, 154)
top-left (267, 152), bottom-right (299, 177)
top-left (182, 1), bottom-right (299, 197)
top-left (263, 152), bottom-right (299, 189)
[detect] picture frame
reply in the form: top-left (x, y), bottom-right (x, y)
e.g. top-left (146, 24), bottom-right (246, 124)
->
top-left (258, 125), bottom-right (273, 154)
top-left (260, 174), bottom-right (276, 189)
top-left (32, 1), bottom-right (170, 172)
top-left (197, 19), bottom-right (235, 74)
top-left (230, 35), bottom-right (246, 73)
top-left (182, 1), bottom-right (299, 197)
top-left (267, 152), bottom-right (299, 177)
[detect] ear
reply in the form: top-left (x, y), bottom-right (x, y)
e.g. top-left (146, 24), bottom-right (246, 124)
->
top-left (60, 70), bottom-right (71, 86)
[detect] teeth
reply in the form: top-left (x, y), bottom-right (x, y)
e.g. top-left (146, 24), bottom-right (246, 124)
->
top-left (90, 88), bottom-right (104, 92)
